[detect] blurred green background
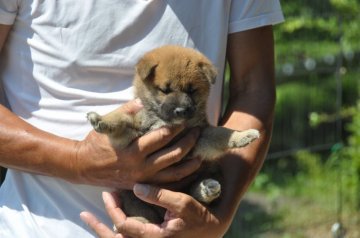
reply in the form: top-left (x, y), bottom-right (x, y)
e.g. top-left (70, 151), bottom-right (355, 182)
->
top-left (225, 1), bottom-right (360, 237)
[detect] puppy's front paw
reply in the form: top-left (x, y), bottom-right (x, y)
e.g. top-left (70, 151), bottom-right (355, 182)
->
top-left (229, 129), bottom-right (260, 148)
top-left (87, 112), bottom-right (112, 133)
top-left (198, 179), bottom-right (221, 204)
top-left (87, 112), bottom-right (101, 128)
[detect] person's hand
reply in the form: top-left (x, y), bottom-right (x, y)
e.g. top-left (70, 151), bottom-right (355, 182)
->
top-left (69, 99), bottom-right (201, 189)
top-left (80, 185), bottom-right (229, 238)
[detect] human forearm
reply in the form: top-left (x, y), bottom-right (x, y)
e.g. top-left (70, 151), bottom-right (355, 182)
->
top-left (216, 25), bottom-right (276, 224)
top-left (218, 95), bottom-right (274, 215)
top-left (0, 24), bottom-right (11, 53)
top-left (0, 101), bottom-right (201, 188)
top-left (0, 105), bottom-right (79, 180)
top-left (215, 89), bottom-right (275, 228)
top-left (220, 70), bottom-right (275, 181)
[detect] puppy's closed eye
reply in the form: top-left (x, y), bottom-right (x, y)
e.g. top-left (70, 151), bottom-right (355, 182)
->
top-left (158, 86), bottom-right (172, 95)
top-left (184, 84), bottom-right (197, 95)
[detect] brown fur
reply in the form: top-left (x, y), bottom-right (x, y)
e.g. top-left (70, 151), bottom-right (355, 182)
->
top-left (87, 45), bottom-right (259, 223)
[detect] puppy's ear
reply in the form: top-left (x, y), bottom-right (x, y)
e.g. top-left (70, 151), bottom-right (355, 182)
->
top-left (198, 62), bottom-right (217, 84)
top-left (136, 56), bottom-right (158, 81)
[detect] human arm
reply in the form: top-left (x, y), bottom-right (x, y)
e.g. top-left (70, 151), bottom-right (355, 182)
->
top-left (0, 101), bottom-right (200, 188)
top-left (0, 24), bottom-right (11, 52)
top-left (0, 24), bottom-right (200, 189)
top-left (215, 24), bottom-right (276, 230)
top-left (80, 25), bottom-right (276, 237)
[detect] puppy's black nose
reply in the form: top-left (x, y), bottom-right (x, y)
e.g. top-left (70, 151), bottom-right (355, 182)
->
top-left (173, 107), bottom-right (193, 118)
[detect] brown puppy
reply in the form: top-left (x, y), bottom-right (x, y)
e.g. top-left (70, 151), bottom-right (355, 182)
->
top-left (87, 45), bottom-right (259, 223)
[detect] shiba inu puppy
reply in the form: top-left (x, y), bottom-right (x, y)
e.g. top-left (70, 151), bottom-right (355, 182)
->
top-left (87, 45), bottom-right (259, 223)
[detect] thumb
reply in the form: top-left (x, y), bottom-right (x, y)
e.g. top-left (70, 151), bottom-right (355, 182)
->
top-left (133, 184), bottom-right (191, 214)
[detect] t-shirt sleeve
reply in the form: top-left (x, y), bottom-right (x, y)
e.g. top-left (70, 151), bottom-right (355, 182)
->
top-left (0, 0), bottom-right (20, 25)
top-left (229, 0), bottom-right (284, 34)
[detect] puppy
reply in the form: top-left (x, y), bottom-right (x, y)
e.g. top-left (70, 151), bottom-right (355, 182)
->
top-left (87, 45), bottom-right (260, 223)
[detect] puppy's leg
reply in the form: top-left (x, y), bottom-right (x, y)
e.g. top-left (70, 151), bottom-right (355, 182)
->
top-left (188, 162), bottom-right (222, 204)
top-left (228, 129), bottom-right (260, 148)
top-left (87, 108), bottom-right (129, 134)
top-left (118, 190), bottom-right (165, 224)
top-left (190, 178), bottom-right (221, 204)
top-left (189, 127), bottom-right (259, 205)
top-left (87, 109), bottom-right (139, 148)
top-left (193, 126), bottom-right (260, 160)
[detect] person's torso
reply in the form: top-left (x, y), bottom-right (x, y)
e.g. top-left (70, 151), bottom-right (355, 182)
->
top-left (0, 1), bottom-right (232, 237)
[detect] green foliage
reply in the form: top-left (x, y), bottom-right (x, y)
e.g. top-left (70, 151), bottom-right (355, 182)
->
top-left (275, 0), bottom-right (360, 61)
top-left (251, 173), bottom-right (282, 201)
top-left (341, 101), bottom-right (360, 208)
top-left (309, 106), bottom-right (357, 127)
top-left (227, 1), bottom-right (360, 236)
top-left (249, 102), bottom-right (360, 235)
top-left (307, 100), bottom-right (360, 209)
top-left (330, 0), bottom-right (360, 15)
top-left (272, 0), bottom-right (360, 154)
top-left (273, 69), bottom-right (359, 151)
top-left (345, 101), bottom-right (360, 151)
top-left (271, 0), bottom-right (360, 204)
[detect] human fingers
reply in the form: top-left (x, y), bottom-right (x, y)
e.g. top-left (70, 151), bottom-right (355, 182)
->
top-left (103, 191), bottom-right (163, 238)
top-left (147, 158), bottom-right (201, 184)
top-left (101, 192), bottom-right (139, 238)
top-left (80, 211), bottom-right (124, 238)
top-left (113, 218), bottom-right (152, 238)
top-left (116, 98), bottom-right (144, 115)
top-left (131, 125), bottom-right (185, 156)
top-left (102, 192), bottom-right (127, 224)
top-left (112, 215), bottom-right (186, 238)
top-left (145, 128), bottom-right (200, 172)
top-left (133, 184), bottom-right (200, 216)
top-left (132, 185), bottom-right (220, 237)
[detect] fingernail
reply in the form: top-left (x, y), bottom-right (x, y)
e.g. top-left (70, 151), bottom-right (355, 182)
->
top-left (134, 98), bottom-right (143, 107)
top-left (102, 191), bottom-right (111, 203)
top-left (160, 127), bottom-right (172, 137)
top-left (133, 184), bottom-right (150, 197)
top-left (79, 212), bottom-right (87, 220)
top-left (79, 212), bottom-right (90, 225)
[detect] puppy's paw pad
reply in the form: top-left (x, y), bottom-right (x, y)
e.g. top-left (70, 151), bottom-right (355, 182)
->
top-left (230, 129), bottom-right (260, 148)
top-left (200, 179), bottom-right (221, 203)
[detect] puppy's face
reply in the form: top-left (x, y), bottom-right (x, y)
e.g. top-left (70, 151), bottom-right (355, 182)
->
top-left (134, 46), bottom-right (217, 124)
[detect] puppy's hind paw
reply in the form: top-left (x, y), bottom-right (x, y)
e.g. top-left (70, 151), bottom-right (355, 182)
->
top-left (197, 179), bottom-right (221, 204)
top-left (229, 129), bottom-right (260, 148)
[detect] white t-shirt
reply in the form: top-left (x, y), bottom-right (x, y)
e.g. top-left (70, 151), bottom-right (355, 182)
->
top-left (0, 1), bottom-right (284, 237)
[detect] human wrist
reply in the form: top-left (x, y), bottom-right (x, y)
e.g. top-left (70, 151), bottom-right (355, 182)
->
top-left (43, 136), bottom-right (83, 183)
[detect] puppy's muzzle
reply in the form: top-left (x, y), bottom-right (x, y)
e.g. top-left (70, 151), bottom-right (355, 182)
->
top-left (173, 107), bottom-right (194, 118)
top-left (160, 93), bottom-right (195, 122)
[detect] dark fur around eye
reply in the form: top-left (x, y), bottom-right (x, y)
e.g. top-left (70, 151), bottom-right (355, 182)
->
top-left (185, 84), bottom-right (197, 95)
